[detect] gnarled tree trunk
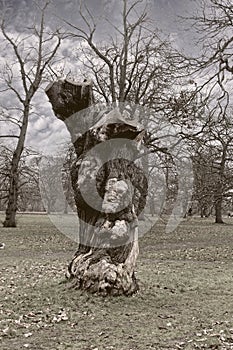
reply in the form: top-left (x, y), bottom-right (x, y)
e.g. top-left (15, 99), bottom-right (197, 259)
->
top-left (46, 79), bottom-right (147, 296)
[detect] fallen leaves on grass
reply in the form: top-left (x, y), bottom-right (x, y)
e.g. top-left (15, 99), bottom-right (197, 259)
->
top-left (175, 321), bottom-right (233, 349)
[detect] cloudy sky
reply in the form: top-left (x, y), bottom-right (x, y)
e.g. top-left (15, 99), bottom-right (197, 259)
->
top-left (0, 0), bottom-right (198, 155)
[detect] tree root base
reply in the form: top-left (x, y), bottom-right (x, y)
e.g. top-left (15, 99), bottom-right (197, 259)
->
top-left (66, 252), bottom-right (139, 296)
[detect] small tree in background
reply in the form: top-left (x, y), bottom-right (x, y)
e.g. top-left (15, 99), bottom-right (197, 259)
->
top-left (0, 1), bottom-right (62, 226)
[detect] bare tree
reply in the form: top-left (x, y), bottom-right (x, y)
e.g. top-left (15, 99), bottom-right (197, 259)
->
top-left (41, 0), bottom-right (181, 296)
top-left (176, 0), bottom-right (233, 222)
top-left (64, 0), bottom-right (177, 110)
top-left (184, 0), bottom-right (233, 111)
top-left (0, 1), bottom-right (62, 226)
top-left (17, 153), bottom-right (42, 212)
top-left (191, 111), bottom-right (233, 223)
top-left (0, 145), bottom-right (42, 212)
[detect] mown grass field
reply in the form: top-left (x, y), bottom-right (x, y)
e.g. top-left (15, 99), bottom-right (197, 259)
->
top-left (0, 213), bottom-right (233, 350)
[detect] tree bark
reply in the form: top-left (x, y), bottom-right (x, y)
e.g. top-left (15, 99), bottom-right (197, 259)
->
top-left (3, 106), bottom-right (29, 227)
top-left (3, 125), bottom-right (30, 227)
top-left (3, 153), bottom-right (19, 227)
top-left (215, 197), bottom-right (224, 224)
top-left (46, 79), bottom-right (147, 296)
top-left (214, 169), bottom-right (225, 224)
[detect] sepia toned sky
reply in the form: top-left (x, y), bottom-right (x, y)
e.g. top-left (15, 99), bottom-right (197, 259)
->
top-left (0, 0), bottom-right (198, 154)
top-left (2, 0), bottom-right (198, 50)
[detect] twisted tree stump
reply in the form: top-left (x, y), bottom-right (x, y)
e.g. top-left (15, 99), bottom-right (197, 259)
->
top-left (46, 79), bottom-right (147, 296)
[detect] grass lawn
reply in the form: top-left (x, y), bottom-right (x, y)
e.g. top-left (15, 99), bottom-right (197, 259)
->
top-left (0, 213), bottom-right (233, 349)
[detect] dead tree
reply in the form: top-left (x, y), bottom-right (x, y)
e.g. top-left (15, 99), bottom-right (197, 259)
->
top-left (46, 79), bottom-right (147, 296)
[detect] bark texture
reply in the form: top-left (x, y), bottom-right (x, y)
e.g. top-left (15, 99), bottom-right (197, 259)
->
top-left (46, 79), bottom-right (147, 296)
top-left (215, 198), bottom-right (224, 224)
top-left (3, 155), bottom-right (18, 227)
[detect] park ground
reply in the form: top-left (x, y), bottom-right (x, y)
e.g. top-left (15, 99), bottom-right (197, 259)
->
top-left (0, 214), bottom-right (233, 350)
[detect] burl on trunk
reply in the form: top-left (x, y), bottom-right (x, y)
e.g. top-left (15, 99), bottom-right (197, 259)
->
top-left (46, 79), bottom-right (147, 296)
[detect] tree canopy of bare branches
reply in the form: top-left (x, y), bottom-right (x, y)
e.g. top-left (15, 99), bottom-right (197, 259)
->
top-left (63, 0), bottom-right (178, 111)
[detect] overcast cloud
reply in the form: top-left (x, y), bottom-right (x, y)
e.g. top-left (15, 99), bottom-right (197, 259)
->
top-left (0, 0), bottom-right (198, 155)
